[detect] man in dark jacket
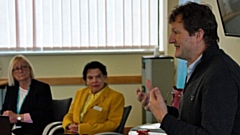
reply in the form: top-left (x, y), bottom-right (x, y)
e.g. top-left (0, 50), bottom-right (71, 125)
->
top-left (137, 2), bottom-right (240, 135)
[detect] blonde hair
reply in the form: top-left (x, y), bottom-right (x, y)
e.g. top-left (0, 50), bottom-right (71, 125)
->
top-left (8, 55), bottom-right (35, 86)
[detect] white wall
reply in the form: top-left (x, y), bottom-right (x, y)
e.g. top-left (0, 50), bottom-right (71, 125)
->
top-left (201, 0), bottom-right (240, 64)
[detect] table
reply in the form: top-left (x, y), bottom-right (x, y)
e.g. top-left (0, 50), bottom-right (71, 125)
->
top-left (129, 123), bottom-right (167, 135)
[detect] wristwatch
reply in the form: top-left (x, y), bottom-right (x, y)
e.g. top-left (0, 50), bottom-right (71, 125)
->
top-left (17, 115), bottom-right (22, 121)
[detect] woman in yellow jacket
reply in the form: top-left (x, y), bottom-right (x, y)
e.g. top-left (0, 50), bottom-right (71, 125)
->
top-left (62, 61), bottom-right (125, 135)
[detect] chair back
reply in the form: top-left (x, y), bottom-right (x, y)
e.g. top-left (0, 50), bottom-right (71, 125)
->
top-left (52, 98), bottom-right (72, 121)
top-left (171, 86), bottom-right (183, 109)
top-left (115, 105), bottom-right (132, 133)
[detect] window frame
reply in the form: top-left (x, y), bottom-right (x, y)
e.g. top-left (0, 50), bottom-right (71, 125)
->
top-left (0, 0), bottom-right (168, 55)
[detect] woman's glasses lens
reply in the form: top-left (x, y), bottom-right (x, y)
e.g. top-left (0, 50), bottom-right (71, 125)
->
top-left (12, 65), bottom-right (28, 72)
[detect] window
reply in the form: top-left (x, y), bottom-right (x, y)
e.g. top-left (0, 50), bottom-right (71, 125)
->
top-left (0, 0), bottom-right (166, 54)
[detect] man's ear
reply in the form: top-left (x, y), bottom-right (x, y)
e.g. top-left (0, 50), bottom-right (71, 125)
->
top-left (196, 28), bottom-right (204, 43)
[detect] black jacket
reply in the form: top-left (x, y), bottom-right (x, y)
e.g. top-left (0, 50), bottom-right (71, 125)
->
top-left (1, 79), bottom-right (53, 135)
top-left (161, 43), bottom-right (240, 135)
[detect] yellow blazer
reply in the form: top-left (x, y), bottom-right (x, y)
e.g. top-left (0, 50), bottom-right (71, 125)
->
top-left (62, 85), bottom-right (125, 135)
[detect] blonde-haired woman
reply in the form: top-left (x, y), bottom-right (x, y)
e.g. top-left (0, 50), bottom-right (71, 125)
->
top-left (1, 55), bottom-right (53, 135)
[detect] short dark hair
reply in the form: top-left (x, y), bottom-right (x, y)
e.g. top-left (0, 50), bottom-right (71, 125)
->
top-left (82, 61), bottom-right (107, 81)
top-left (169, 2), bottom-right (219, 46)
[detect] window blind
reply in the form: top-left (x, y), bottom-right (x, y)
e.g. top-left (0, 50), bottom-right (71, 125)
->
top-left (0, 0), bottom-right (161, 53)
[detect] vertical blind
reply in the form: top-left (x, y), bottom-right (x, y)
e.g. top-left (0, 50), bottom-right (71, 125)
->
top-left (0, 0), bottom-right (159, 53)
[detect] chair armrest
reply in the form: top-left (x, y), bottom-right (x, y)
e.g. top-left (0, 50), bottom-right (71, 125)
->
top-left (95, 132), bottom-right (123, 135)
top-left (42, 121), bottom-right (62, 135)
top-left (48, 125), bottom-right (64, 135)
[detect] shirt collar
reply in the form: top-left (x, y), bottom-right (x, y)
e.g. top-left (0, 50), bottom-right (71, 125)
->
top-left (186, 55), bottom-right (202, 82)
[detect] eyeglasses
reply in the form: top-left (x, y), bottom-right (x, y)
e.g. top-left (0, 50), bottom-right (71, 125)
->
top-left (12, 65), bottom-right (29, 72)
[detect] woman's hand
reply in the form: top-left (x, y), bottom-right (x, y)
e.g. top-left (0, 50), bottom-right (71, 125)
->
top-left (3, 110), bottom-right (18, 123)
top-left (68, 123), bottom-right (79, 133)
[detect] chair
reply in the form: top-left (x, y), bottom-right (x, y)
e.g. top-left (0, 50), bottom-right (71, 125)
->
top-left (171, 86), bottom-right (183, 109)
top-left (44, 105), bottom-right (132, 135)
top-left (42, 98), bottom-right (72, 135)
top-left (96, 105), bottom-right (132, 135)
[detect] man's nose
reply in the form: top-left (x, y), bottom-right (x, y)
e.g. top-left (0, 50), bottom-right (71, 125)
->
top-left (168, 34), bottom-right (175, 44)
